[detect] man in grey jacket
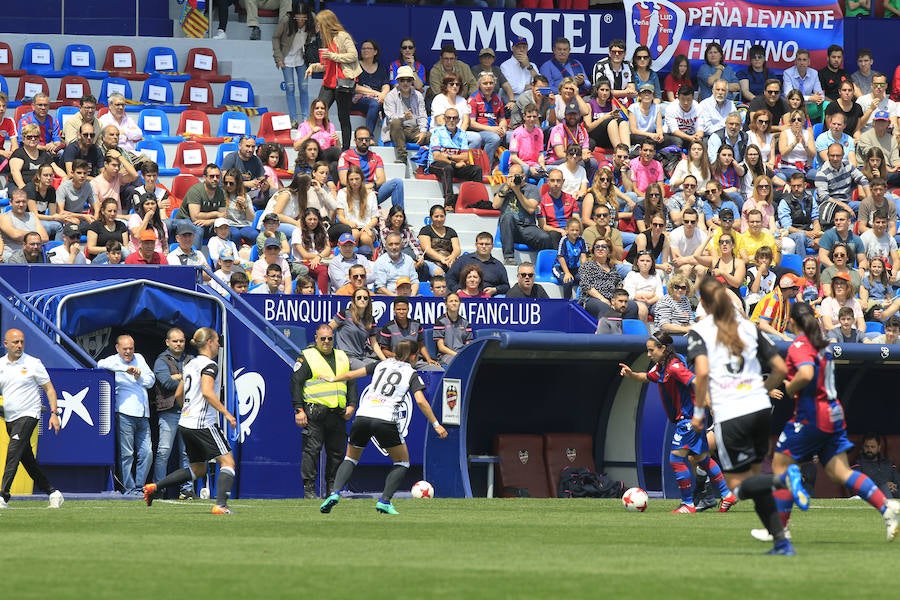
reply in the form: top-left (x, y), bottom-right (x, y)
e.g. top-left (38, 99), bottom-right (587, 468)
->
top-left (382, 66), bottom-right (429, 163)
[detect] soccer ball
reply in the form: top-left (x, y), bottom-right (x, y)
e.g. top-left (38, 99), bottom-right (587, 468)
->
top-left (411, 480), bottom-right (434, 499)
top-left (622, 487), bottom-right (649, 512)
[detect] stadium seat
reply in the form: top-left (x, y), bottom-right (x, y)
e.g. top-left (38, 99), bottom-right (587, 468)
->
top-left (55, 76), bottom-right (92, 106)
top-left (494, 223), bottom-right (530, 252)
top-left (543, 433), bottom-right (596, 495)
top-left (534, 249), bottom-right (557, 283)
top-left (98, 77), bottom-right (133, 106)
top-left (137, 108), bottom-right (183, 143)
top-left (135, 140), bottom-right (181, 177)
top-left (418, 280), bottom-right (432, 297)
top-left (257, 111), bottom-right (294, 145)
top-left (220, 80), bottom-right (267, 112)
top-left (172, 141), bottom-right (208, 176)
top-left (139, 78), bottom-right (184, 113)
top-left (14, 75), bottom-right (50, 103)
top-left (13, 104), bottom-right (32, 127)
top-left (215, 142), bottom-right (239, 168)
top-left (101, 45), bottom-right (148, 81)
top-left (0, 75), bottom-right (20, 108)
top-left (177, 109), bottom-right (225, 144)
top-left (143, 47), bottom-right (190, 82)
top-left (866, 321), bottom-right (885, 335)
top-left (60, 44), bottom-right (108, 79)
top-left (179, 79), bottom-right (226, 115)
top-left (185, 47), bottom-right (231, 83)
top-left (622, 319), bottom-right (648, 335)
top-left (216, 110), bottom-right (256, 140)
top-left (0, 42), bottom-right (26, 77)
top-left (169, 174), bottom-right (200, 206)
top-left (498, 149), bottom-right (511, 175)
top-left (56, 105), bottom-right (80, 132)
top-left (779, 253), bottom-right (803, 275)
top-left (20, 43), bottom-right (66, 77)
top-left (456, 181), bottom-right (498, 216)
top-left (493, 434), bottom-right (551, 498)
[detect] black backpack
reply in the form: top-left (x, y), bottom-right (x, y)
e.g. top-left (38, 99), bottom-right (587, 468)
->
top-left (558, 467), bottom-right (625, 499)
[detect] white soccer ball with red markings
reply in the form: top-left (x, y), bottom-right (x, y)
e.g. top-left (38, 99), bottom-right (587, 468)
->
top-left (411, 480), bottom-right (434, 499)
top-left (622, 487), bottom-right (649, 512)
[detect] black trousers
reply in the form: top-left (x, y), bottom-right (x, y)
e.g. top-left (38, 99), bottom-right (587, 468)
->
top-left (301, 404), bottom-right (348, 490)
top-left (318, 86), bottom-right (354, 151)
top-left (1, 417), bottom-right (53, 500)
top-left (427, 160), bottom-right (482, 204)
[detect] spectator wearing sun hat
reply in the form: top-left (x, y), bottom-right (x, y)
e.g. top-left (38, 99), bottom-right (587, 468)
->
top-left (856, 109), bottom-right (900, 185)
top-left (207, 217), bottom-right (241, 270)
top-left (125, 229), bottom-right (164, 265)
top-left (47, 223), bottom-right (88, 264)
top-left (329, 232), bottom-right (372, 293)
top-left (750, 272), bottom-right (800, 341)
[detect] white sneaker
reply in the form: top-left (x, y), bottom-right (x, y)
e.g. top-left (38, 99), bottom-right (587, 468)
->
top-left (48, 490), bottom-right (64, 509)
top-left (750, 527), bottom-right (791, 542)
top-left (213, 29), bottom-right (227, 40)
top-left (884, 499), bottom-right (899, 542)
top-left (0, 497), bottom-right (7, 509)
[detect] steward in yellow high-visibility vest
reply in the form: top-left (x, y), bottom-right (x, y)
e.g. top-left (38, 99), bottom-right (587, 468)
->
top-left (290, 324), bottom-right (357, 499)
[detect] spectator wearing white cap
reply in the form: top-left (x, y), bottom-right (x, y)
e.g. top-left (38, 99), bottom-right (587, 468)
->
top-left (381, 65), bottom-right (429, 163)
top-left (207, 218), bottom-right (241, 270)
top-left (857, 110), bottom-right (900, 187)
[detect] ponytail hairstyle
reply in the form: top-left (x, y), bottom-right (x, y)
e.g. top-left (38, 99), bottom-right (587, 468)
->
top-left (790, 302), bottom-right (827, 350)
top-left (698, 276), bottom-right (745, 357)
top-left (191, 327), bottom-right (219, 351)
top-left (649, 331), bottom-right (676, 370)
top-left (394, 339), bottom-right (419, 364)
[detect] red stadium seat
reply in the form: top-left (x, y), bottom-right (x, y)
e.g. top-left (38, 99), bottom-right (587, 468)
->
top-left (171, 141), bottom-right (208, 177)
top-left (455, 181), bottom-right (498, 216)
top-left (55, 76), bottom-right (92, 107)
top-left (543, 433), bottom-right (596, 495)
top-left (494, 434), bottom-right (551, 498)
top-left (176, 109), bottom-right (225, 144)
top-left (0, 42), bottom-right (26, 77)
top-left (168, 174), bottom-right (200, 210)
top-left (185, 47), bottom-right (231, 83)
top-left (101, 45), bottom-right (149, 81)
top-left (257, 112), bottom-right (293, 145)
top-left (14, 75), bottom-right (50, 103)
top-left (179, 79), bottom-right (225, 115)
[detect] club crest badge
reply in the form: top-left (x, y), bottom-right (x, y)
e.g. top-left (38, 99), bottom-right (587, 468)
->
top-left (624, 0), bottom-right (686, 72)
top-left (518, 450), bottom-right (529, 464)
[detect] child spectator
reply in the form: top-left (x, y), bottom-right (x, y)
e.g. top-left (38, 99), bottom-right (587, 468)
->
top-left (863, 256), bottom-right (895, 321)
top-left (623, 250), bottom-right (663, 322)
top-left (101, 240), bottom-right (123, 265)
top-left (211, 248), bottom-right (241, 296)
top-left (866, 316), bottom-right (900, 345)
top-left (230, 271), bottom-right (250, 294)
top-left (827, 306), bottom-right (866, 343)
top-left (799, 256), bottom-right (823, 306)
top-left (295, 275), bottom-right (316, 295)
top-left (552, 219), bottom-right (587, 299)
top-left (744, 246), bottom-right (776, 314)
top-left (430, 275), bottom-right (448, 298)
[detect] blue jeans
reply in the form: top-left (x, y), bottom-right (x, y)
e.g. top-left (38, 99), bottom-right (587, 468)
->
top-left (43, 220), bottom-right (63, 241)
top-left (153, 410), bottom-right (190, 489)
top-left (117, 413), bottom-right (151, 493)
top-left (472, 130), bottom-right (502, 166)
top-left (170, 218), bottom-right (205, 250)
top-left (376, 178), bottom-right (404, 209)
top-left (281, 66), bottom-right (309, 124)
top-left (351, 96), bottom-right (382, 134)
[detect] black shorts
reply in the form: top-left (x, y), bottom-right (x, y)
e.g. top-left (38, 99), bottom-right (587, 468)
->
top-left (179, 424), bottom-right (232, 463)
top-left (348, 416), bottom-right (403, 450)
top-left (712, 408), bottom-right (770, 473)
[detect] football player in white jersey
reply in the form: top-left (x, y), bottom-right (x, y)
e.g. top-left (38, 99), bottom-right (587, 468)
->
top-left (143, 328), bottom-right (238, 515)
top-left (319, 340), bottom-right (447, 515)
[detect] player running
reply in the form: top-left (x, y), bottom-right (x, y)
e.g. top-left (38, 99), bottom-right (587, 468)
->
top-left (751, 302), bottom-right (900, 543)
top-left (619, 331), bottom-right (737, 513)
top-left (143, 328), bottom-right (238, 515)
top-left (319, 340), bottom-right (448, 515)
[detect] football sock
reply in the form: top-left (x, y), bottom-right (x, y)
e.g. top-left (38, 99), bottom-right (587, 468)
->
top-left (773, 489), bottom-right (794, 528)
top-left (753, 492), bottom-right (787, 543)
top-left (698, 456), bottom-right (730, 497)
top-left (216, 466), bottom-right (235, 507)
top-left (155, 467), bottom-right (195, 490)
top-left (381, 462), bottom-right (409, 503)
top-left (670, 453), bottom-right (694, 505)
top-left (845, 471), bottom-right (888, 513)
top-left (332, 458), bottom-right (358, 494)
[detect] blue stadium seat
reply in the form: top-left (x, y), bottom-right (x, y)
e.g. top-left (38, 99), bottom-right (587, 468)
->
top-left (534, 249), bottom-right (557, 283)
top-left (418, 280), bottom-right (432, 296)
top-left (494, 224), bottom-right (529, 252)
top-left (139, 78), bottom-right (184, 113)
top-left (0, 75), bottom-right (21, 108)
top-left (779, 253), bottom-right (803, 274)
top-left (216, 110), bottom-right (255, 139)
top-left (498, 149), bottom-right (510, 175)
top-left (422, 327), bottom-right (438, 359)
top-left (143, 47), bottom-right (190, 82)
top-left (866, 321), bottom-right (885, 335)
top-left (622, 319), bottom-right (648, 335)
top-left (60, 44), bottom-right (108, 79)
top-left (135, 140), bottom-right (181, 177)
top-left (98, 77), bottom-right (133, 106)
top-left (137, 108), bottom-right (183, 143)
top-left (214, 142), bottom-right (239, 168)
top-left (56, 105), bottom-right (80, 131)
top-left (220, 80), bottom-right (267, 112)
top-left (20, 43), bottom-right (66, 77)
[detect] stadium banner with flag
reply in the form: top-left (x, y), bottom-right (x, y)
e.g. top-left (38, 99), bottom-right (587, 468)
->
top-left (623, 0), bottom-right (844, 74)
top-left (179, 0), bottom-right (209, 38)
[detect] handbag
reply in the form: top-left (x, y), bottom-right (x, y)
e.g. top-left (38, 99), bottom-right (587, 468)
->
top-left (336, 77), bottom-right (356, 92)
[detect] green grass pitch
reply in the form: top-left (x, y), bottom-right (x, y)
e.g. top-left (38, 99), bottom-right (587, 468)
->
top-left (1, 497), bottom-right (895, 598)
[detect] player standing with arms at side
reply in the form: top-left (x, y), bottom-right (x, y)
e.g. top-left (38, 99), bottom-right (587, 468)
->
top-left (751, 302), bottom-right (900, 542)
top-left (143, 328), bottom-right (238, 515)
top-left (0, 329), bottom-right (65, 509)
top-left (619, 331), bottom-right (737, 514)
top-left (688, 277), bottom-right (805, 556)
top-left (319, 340), bottom-right (448, 515)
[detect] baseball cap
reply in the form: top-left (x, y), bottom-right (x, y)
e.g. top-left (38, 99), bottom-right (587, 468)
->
top-left (264, 237), bottom-right (281, 248)
top-left (779, 273), bottom-right (800, 288)
top-left (510, 36), bottom-right (528, 47)
top-left (564, 101), bottom-right (580, 115)
top-left (395, 65), bottom-right (415, 80)
top-left (479, 47), bottom-right (495, 57)
top-left (213, 217), bottom-right (230, 228)
top-left (719, 208), bottom-right (735, 220)
top-left (832, 271), bottom-right (852, 282)
top-left (638, 83), bottom-right (655, 94)
top-left (396, 276), bottom-right (412, 286)
top-left (176, 223), bottom-right (195, 236)
top-left (337, 232), bottom-right (356, 246)
top-left (62, 223), bottom-right (80, 238)
top-left (874, 110), bottom-right (891, 121)
top-left (219, 248), bottom-right (235, 261)
top-left (139, 229), bottom-right (157, 242)
top-left (262, 213), bottom-right (280, 223)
